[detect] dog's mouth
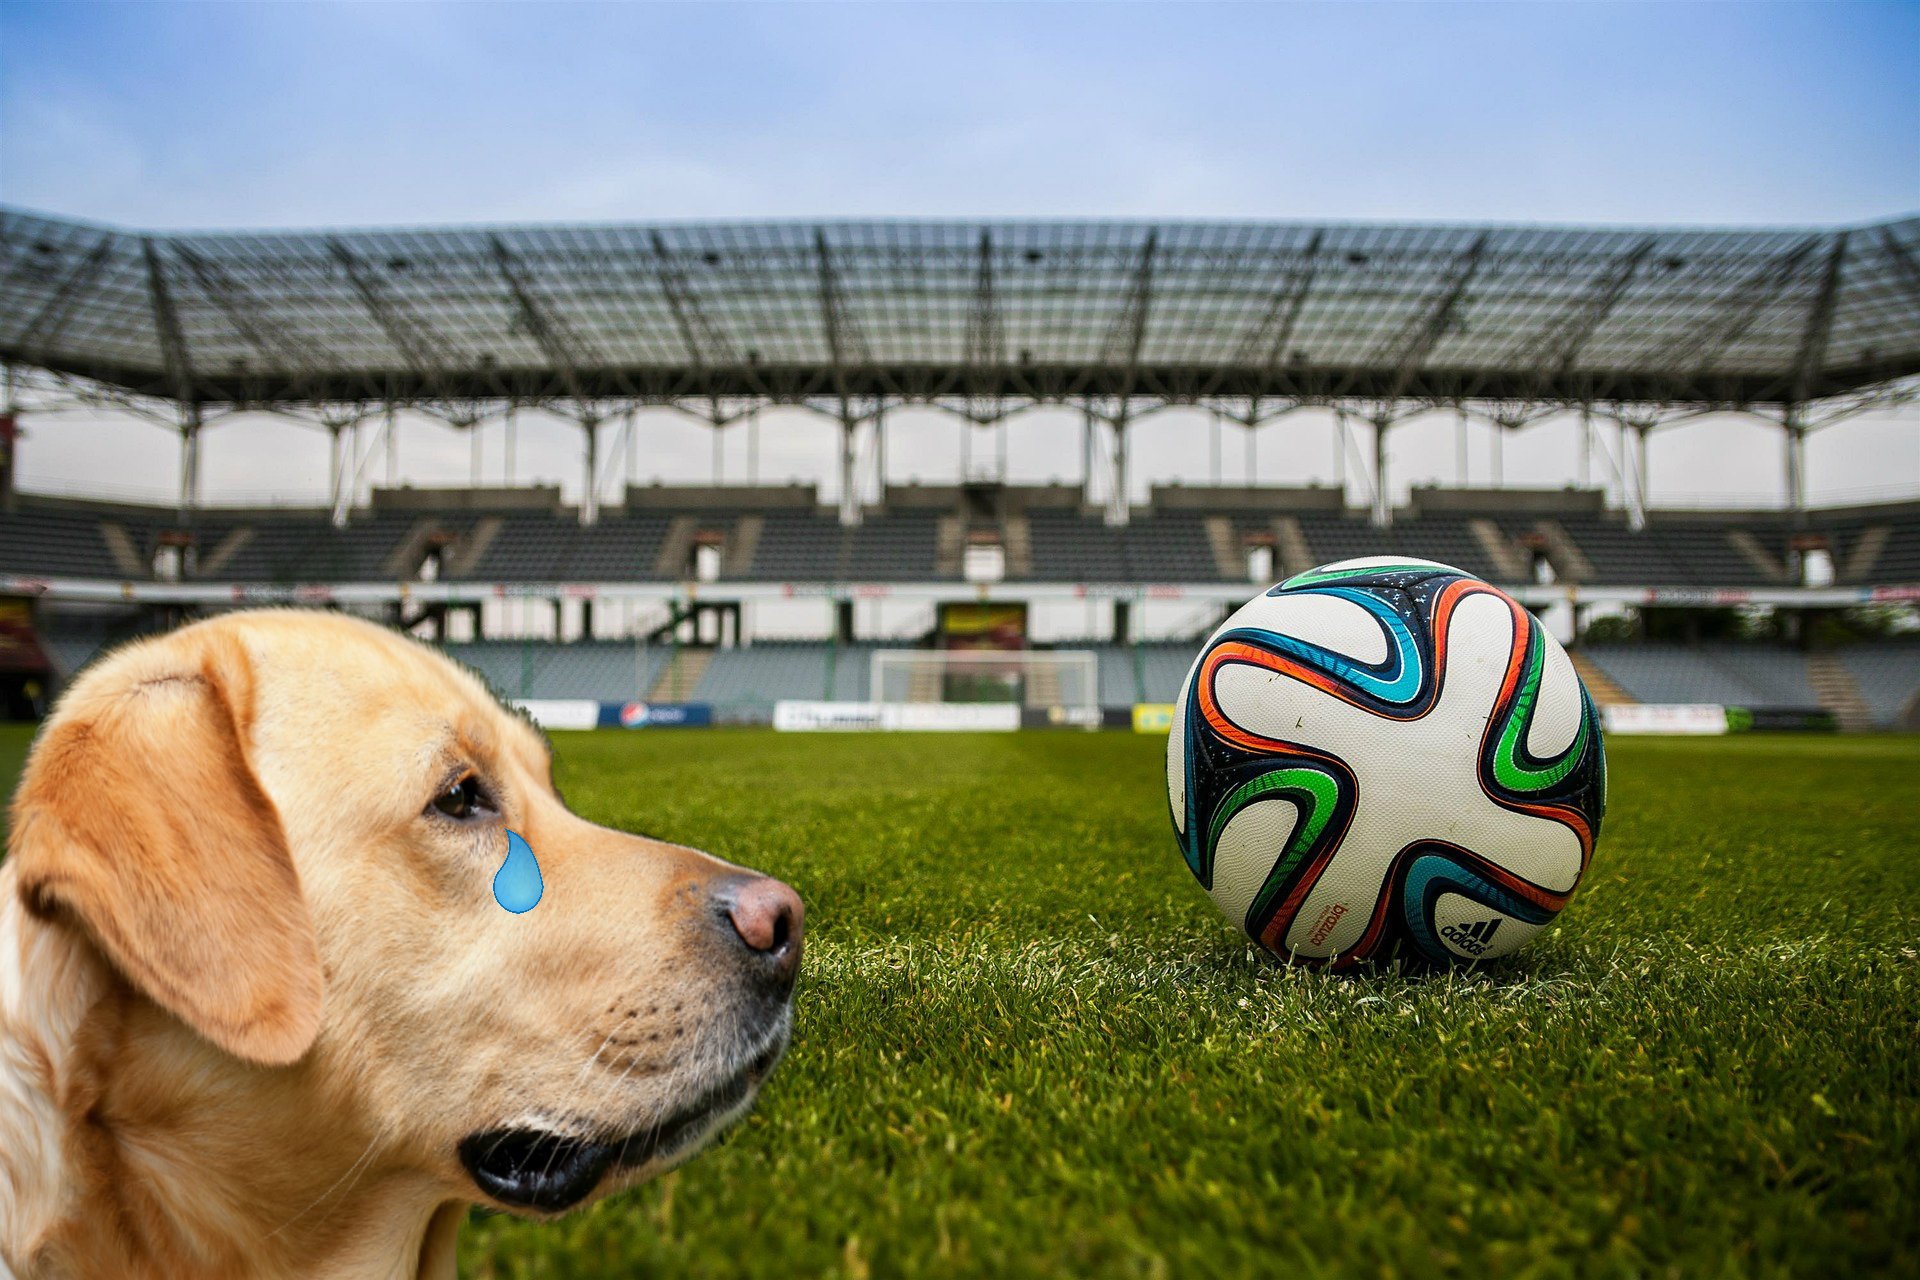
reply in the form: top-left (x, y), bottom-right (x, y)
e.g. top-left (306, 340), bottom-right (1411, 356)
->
top-left (458, 1031), bottom-right (787, 1213)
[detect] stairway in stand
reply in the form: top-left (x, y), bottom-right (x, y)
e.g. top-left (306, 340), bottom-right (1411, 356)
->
top-left (1569, 652), bottom-right (1635, 707)
top-left (649, 648), bottom-right (713, 702)
top-left (1805, 653), bottom-right (1876, 732)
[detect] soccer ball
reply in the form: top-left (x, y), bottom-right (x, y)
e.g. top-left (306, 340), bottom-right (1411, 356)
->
top-left (1167, 557), bottom-right (1605, 967)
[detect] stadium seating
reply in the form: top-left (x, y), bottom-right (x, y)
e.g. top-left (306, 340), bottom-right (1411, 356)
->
top-left (1493, 513), bottom-right (1775, 587)
top-left (206, 511), bottom-right (426, 582)
top-left (454, 511), bottom-right (674, 581)
top-left (1119, 514), bottom-right (1223, 582)
top-left (1871, 524), bottom-right (1920, 583)
top-left (440, 640), bottom-right (669, 701)
top-left (7, 492), bottom-right (1916, 590)
top-left (1005, 511), bottom-right (1222, 583)
top-left (743, 510), bottom-right (845, 581)
top-left (567, 512), bottom-right (678, 580)
top-left (1835, 643), bottom-right (1920, 728)
top-left (19, 599), bottom-right (1916, 725)
top-left (25, 601), bottom-right (169, 678)
top-left (1020, 510), bottom-right (1128, 582)
top-left (1087, 642), bottom-right (1198, 704)
top-left (0, 506), bottom-right (129, 578)
top-left (1289, 512), bottom-right (1509, 582)
top-left (693, 641), bottom-right (875, 706)
top-left (846, 511), bottom-right (941, 581)
top-left (1581, 644), bottom-right (1822, 709)
top-left (425, 639), bottom-right (1208, 707)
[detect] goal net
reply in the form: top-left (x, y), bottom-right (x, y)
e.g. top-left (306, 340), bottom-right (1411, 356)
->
top-left (870, 649), bottom-right (1101, 726)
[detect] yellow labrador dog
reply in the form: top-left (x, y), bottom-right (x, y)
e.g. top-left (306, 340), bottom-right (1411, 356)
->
top-left (0, 610), bottom-right (802, 1279)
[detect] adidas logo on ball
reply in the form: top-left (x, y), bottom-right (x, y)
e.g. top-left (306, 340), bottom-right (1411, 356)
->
top-left (1440, 918), bottom-right (1503, 957)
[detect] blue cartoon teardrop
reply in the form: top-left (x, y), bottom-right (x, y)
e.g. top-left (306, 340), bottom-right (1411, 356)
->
top-left (493, 829), bottom-right (544, 914)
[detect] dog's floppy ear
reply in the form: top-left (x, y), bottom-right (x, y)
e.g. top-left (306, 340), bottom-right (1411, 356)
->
top-left (9, 631), bottom-right (323, 1066)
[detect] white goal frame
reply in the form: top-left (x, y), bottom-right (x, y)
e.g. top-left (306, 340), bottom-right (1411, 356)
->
top-left (870, 649), bottom-right (1102, 725)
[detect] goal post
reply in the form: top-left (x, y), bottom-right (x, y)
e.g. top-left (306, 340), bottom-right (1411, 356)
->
top-left (870, 649), bottom-right (1101, 726)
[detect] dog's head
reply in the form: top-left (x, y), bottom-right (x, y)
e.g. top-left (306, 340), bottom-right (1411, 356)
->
top-left (8, 610), bottom-right (800, 1216)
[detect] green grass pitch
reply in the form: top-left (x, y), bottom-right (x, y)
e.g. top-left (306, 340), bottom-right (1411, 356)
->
top-left (2, 727), bottom-right (1915, 1277)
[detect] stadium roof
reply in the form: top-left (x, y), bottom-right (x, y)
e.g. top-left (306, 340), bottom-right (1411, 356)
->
top-left (3, 206), bottom-right (1917, 414)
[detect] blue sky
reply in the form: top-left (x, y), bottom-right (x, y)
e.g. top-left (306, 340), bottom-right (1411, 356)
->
top-left (0, 1), bottom-right (1916, 522)
top-left (3, 1), bottom-right (1915, 228)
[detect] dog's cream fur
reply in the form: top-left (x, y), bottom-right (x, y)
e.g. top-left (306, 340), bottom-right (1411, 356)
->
top-left (0, 611), bottom-right (794, 1279)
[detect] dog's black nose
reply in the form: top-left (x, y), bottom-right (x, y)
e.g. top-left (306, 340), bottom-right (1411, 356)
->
top-left (716, 875), bottom-right (804, 989)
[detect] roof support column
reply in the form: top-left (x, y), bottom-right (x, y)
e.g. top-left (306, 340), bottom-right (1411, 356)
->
top-left (873, 401), bottom-right (887, 500)
top-left (581, 415), bottom-right (600, 527)
top-left (1209, 411), bottom-right (1222, 485)
top-left (1456, 407), bottom-right (1470, 486)
top-left (469, 420), bottom-right (484, 486)
top-left (1578, 405), bottom-right (1592, 489)
top-left (178, 403), bottom-right (203, 521)
top-left (1370, 417), bottom-right (1392, 529)
top-left (1783, 405), bottom-right (1807, 523)
top-left (1244, 399), bottom-right (1259, 484)
top-left (1626, 422), bottom-right (1649, 532)
top-left (328, 421), bottom-right (350, 529)
top-left (1106, 405), bottom-right (1130, 527)
top-left (1332, 406), bottom-right (1348, 494)
top-left (837, 409), bottom-right (861, 527)
top-left (1081, 406), bottom-right (1096, 504)
top-left (747, 406), bottom-right (760, 486)
top-left (385, 404), bottom-right (399, 487)
top-left (1491, 420), bottom-right (1505, 488)
top-left (626, 407), bottom-right (639, 492)
top-left (504, 405), bottom-right (519, 486)
top-left (329, 417), bottom-right (380, 530)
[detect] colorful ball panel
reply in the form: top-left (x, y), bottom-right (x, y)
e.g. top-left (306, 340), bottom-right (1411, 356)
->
top-left (1168, 558), bottom-right (1605, 967)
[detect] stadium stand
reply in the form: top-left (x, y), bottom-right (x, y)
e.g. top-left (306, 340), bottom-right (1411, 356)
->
top-left (566, 513), bottom-right (678, 580)
top-left (1119, 514), bottom-right (1223, 582)
top-left (0, 503), bottom-right (131, 579)
top-left (4, 205), bottom-right (1915, 726)
top-left (1581, 644), bottom-right (1823, 710)
top-left (693, 641), bottom-right (875, 707)
top-left (1004, 507), bottom-right (1233, 585)
top-left (453, 511), bottom-right (675, 581)
top-left (1835, 643), bottom-right (1920, 729)
top-left (1087, 642), bottom-right (1197, 705)
top-left (1021, 510), bottom-right (1127, 583)
top-left (743, 510), bottom-right (846, 581)
top-left (440, 640), bottom-right (669, 702)
top-left (1516, 513), bottom-right (1784, 587)
top-left (7, 488), bottom-right (1919, 590)
top-left (211, 511), bottom-right (427, 583)
top-left (1871, 525), bottom-right (1920, 584)
top-left (1850, 521), bottom-right (1920, 587)
top-left (430, 639), bottom-right (1193, 708)
top-left (846, 511), bottom-right (942, 581)
top-left (6, 484), bottom-right (1918, 726)
top-left (458, 513), bottom-right (581, 581)
top-left (1287, 512), bottom-right (1512, 583)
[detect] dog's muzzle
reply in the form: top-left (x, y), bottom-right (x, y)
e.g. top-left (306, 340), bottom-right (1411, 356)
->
top-left (458, 1027), bottom-right (788, 1212)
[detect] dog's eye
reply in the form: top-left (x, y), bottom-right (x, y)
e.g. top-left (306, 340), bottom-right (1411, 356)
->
top-left (430, 776), bottom-right (489, 821)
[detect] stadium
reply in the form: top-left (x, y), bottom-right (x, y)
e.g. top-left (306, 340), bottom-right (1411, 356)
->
top-left (1, 7), bottom-right (1918, 1271)
top-left (3, 207), bottom-right (1918, 730)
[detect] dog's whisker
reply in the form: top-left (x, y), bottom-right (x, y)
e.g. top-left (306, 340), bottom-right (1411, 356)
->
top-left (262, 1115), bottom-right (393, 1241)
